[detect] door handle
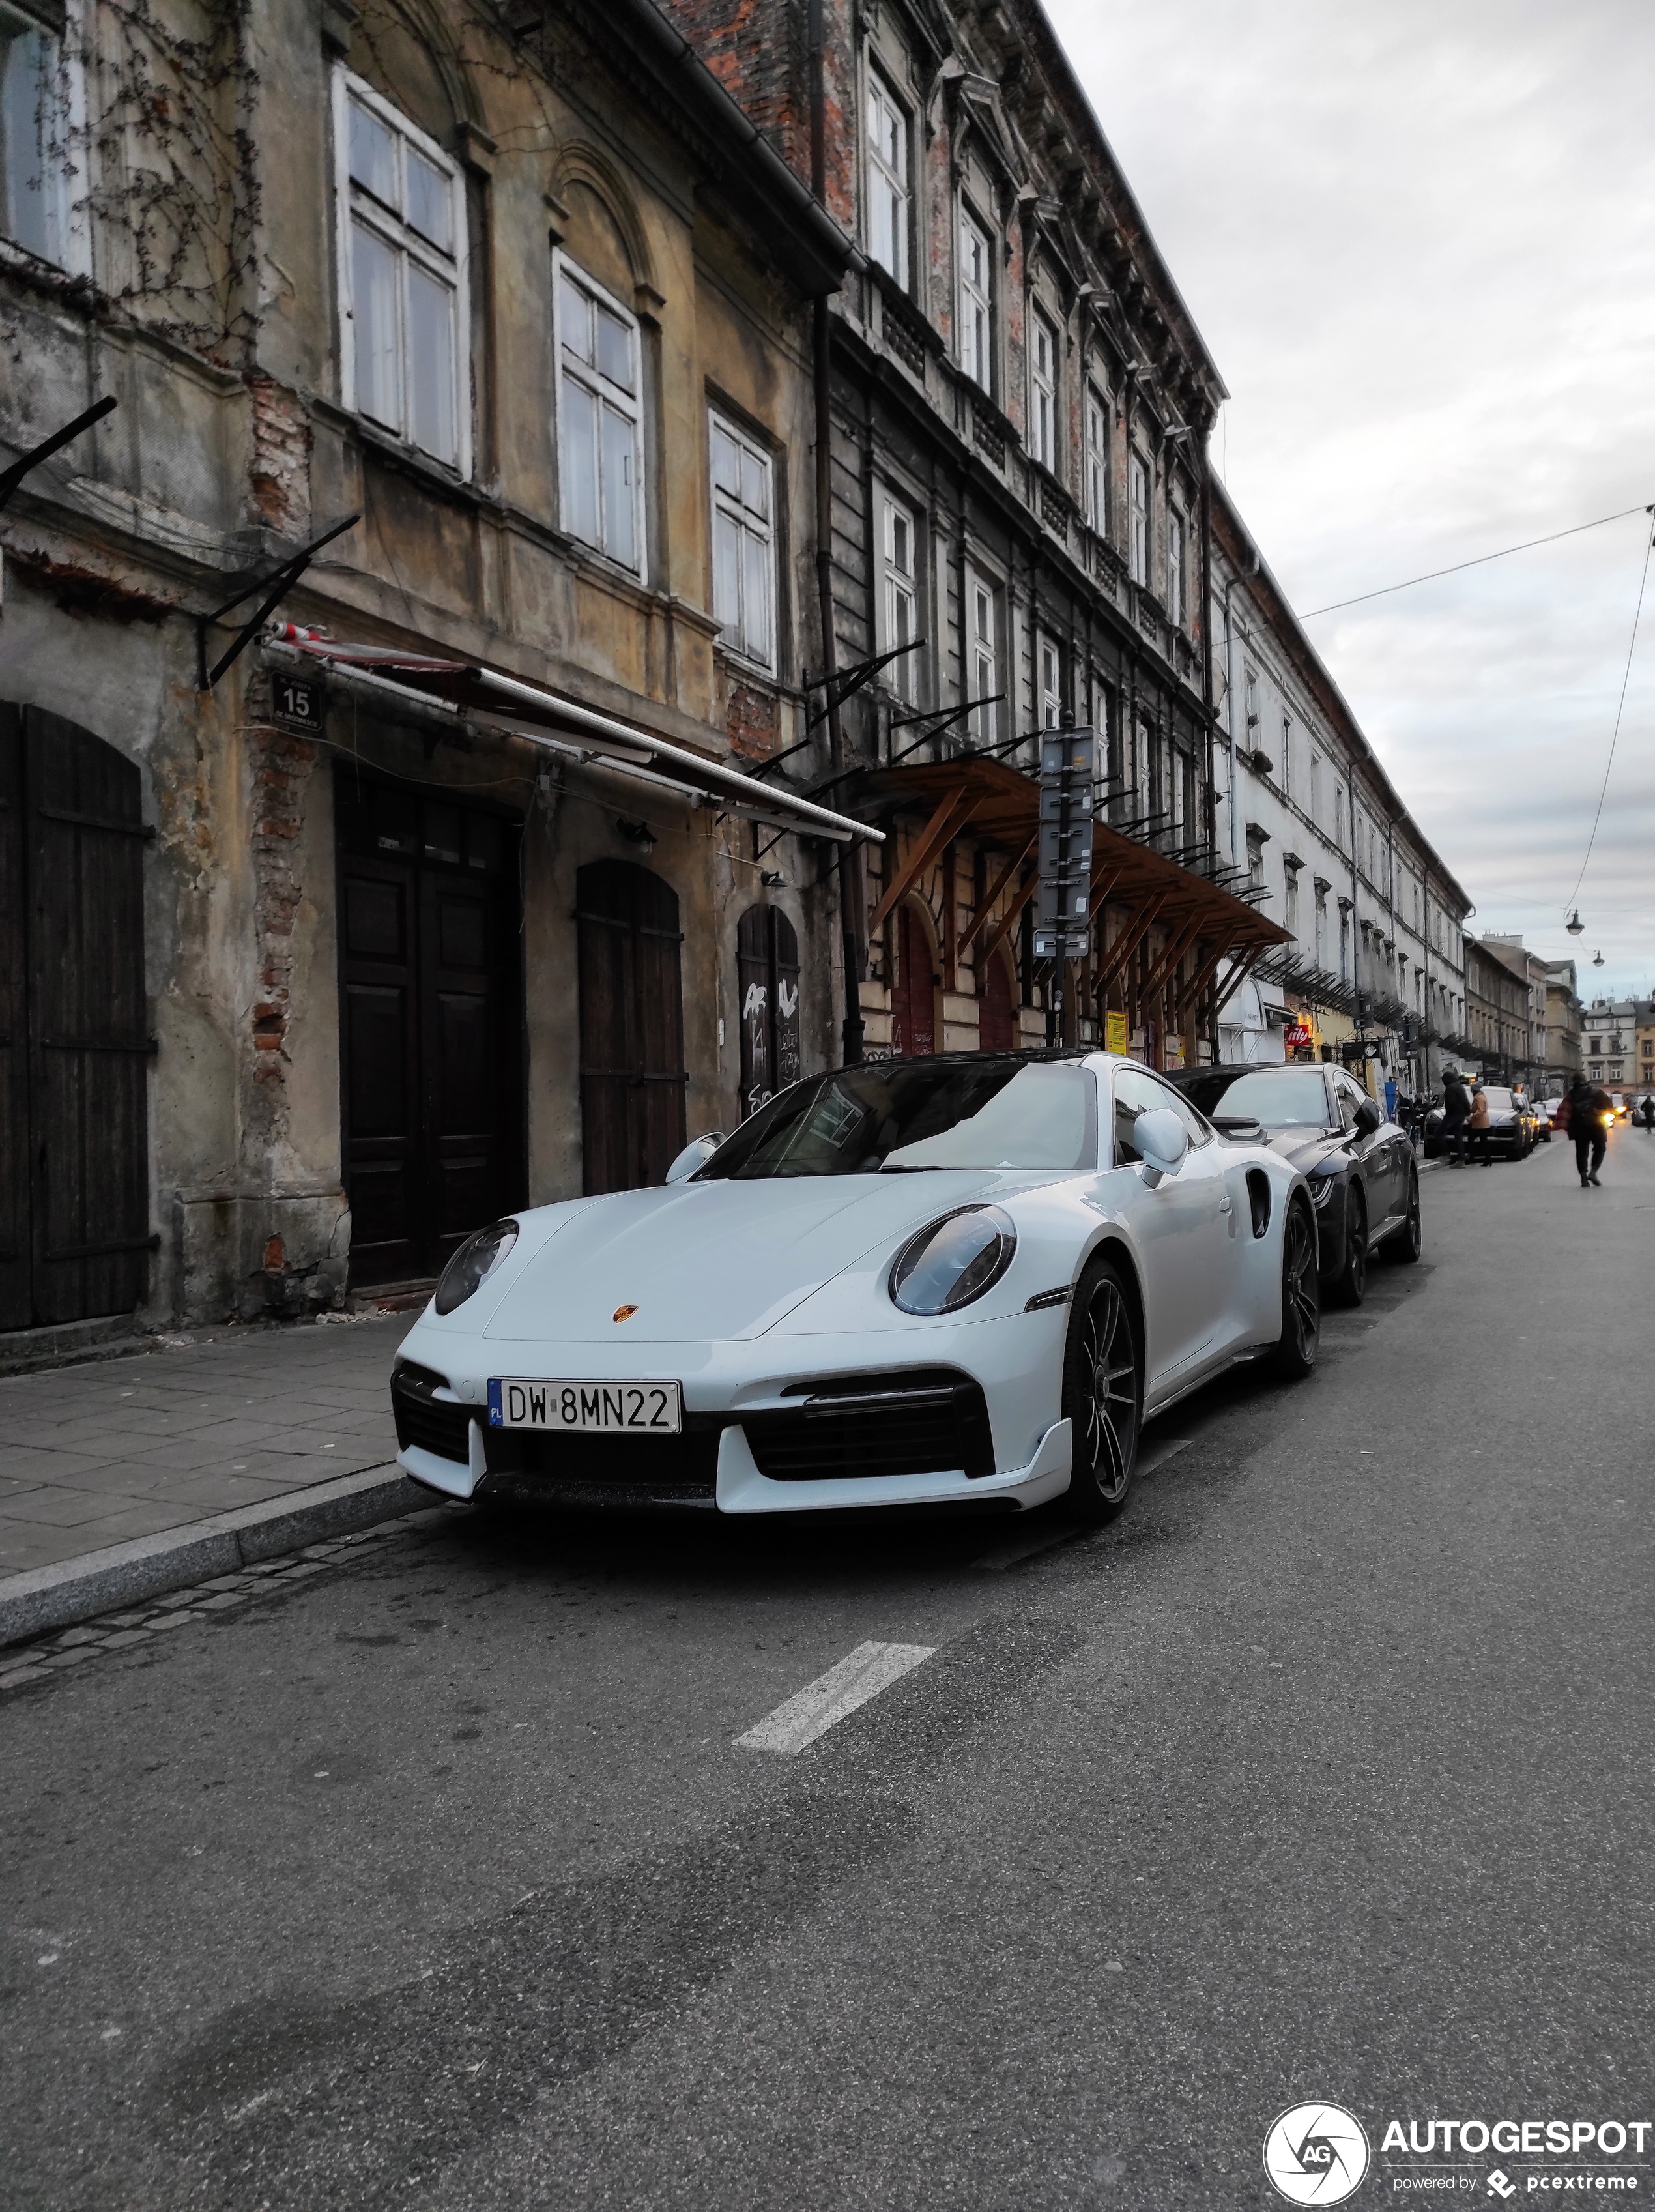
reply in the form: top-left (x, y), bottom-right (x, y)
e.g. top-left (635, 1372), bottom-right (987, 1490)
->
top-left (1218, 1197), bottom-right (1233, 1214)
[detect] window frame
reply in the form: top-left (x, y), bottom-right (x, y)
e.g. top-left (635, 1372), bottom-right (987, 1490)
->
top-left (1029, 302), bottom-right (1058, 472)
top-left (964, 561), bottom-right (1000, 744)
top-left (1084, 381), bottom-right (1110, 534)
top-left (865, 64), bottom-right (911, 290)
top-left (708, 408), bottom-right (777, 674)
top-left (1, 0), bottom-right (85, 273)
top-left (1166, 506), bottom-right (1185, 628)
top-left (332, 65), bottom-right (472, 478)
top-left (1129, 448), bottom-right (1150, 585)
top-left (553, 248), bottom-right (645, 577)
top-left (958, 201), bottom-right (993, 394)
top-left (1037, 633), bottom-right (1063, 733)
top-left (880, 486), bottom-right (921, 705)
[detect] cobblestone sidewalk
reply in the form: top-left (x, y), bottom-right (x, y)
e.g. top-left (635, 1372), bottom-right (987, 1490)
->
top-left (0, 1316), bottom-right (407, 1579)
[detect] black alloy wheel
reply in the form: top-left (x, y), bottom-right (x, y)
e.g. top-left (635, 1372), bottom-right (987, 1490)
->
top-left (1336, 1186), bottom-right (1368, 1307)
top-left (1273, 1197), bottom-right (1321, 1378)
top-left (1062, 1255), bottom-right (1143, 1526)
top-left (1389, 1166), bottom-right (1422, 1264)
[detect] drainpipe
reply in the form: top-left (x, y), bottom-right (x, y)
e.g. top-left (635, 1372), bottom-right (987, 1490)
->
top-left (809, 0), bottom-right (864, 1064)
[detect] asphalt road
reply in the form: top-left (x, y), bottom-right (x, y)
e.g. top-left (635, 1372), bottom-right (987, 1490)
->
top-left (4, 1124), bottom-right (1652, 2210)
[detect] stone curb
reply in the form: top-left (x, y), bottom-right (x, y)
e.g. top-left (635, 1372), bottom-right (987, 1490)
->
top-left (0, 1463), bottom-right (431, 1649)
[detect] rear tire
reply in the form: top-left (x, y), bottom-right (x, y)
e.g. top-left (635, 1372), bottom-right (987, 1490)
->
top-left (1273, 1196), bottom-right (1320, 1379)
top-left (1062, 1256), bottom-right (1143, 1526)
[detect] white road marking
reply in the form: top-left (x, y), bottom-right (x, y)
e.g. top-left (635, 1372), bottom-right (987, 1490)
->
top-left (734, 1640), bottom-right (935, 1755)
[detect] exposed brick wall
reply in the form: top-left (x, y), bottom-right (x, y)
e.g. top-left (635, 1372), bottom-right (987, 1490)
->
top-left (246, 723), bottom-right (317, 1109)
top-left (726, 679), bottom-right (781, 759)
top-left (245, 371), bottom-right (313, 535)
top-left (662, 0), bottom-right (810, 185)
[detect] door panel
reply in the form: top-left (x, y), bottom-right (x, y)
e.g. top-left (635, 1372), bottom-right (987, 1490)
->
top-left (336, 777), bottom-right (523, 1287)
top-left (1112, 1064), bottom-right (1233, 1385)
top-left (577, 860), bottom-right (686, 1195)
top-left (892, 903), bottom-right (936, 1056)
top-left (736, 904), bottom-right (801, 1118)
top-left (3, 706), bottom-right (152, 1331)
top-left (979, 946), bottom-right (1015, 1052)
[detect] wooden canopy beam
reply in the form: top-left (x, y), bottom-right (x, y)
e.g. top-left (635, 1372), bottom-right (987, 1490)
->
top-left (866, 789), bottom-right (977, 938)
top-left (1094, 892), bottom-right (1169, 996)
top-left (958, 831), bottom-right (1037, 957)
top-left (1139, 912), bottom-right (1206, 1008)
top-left (981, 868), bottom-right (1040, 962)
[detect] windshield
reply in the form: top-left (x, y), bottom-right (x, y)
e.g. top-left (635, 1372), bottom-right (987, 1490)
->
top-left (1482, 1088), bottom-right (1514, 1110)
top-left (1175, 1068), bottom-right (1331, 1128)
top-left (697, 1059), bottom-right (1099, 1180)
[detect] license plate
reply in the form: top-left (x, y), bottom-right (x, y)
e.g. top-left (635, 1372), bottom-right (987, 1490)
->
top-left (486, 1378), bottom-right (683, 1434)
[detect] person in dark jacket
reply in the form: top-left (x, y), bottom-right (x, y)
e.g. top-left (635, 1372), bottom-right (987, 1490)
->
top-left (1566, 1074), bottom-right (1613, 1186)
top-left (1441, 1071), bottom-right (1472, 1167)
top-left (1640, 1092), bottom-right (1655, 1131)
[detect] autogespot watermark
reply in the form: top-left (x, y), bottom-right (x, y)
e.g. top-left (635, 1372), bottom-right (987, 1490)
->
top-left (1263, 2110), bottom-right (1651, 2202)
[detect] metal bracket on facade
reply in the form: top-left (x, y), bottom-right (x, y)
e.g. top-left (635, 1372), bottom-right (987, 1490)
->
top-left (194, 512), bottom-right (362, 691)
top-left (0, 395), bottom-right (119, 613)
top-left (801, 638), bottom-right (925, 734)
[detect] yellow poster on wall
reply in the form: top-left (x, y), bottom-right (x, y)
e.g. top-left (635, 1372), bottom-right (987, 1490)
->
top-left (1105, 1010), bottom-right (1129, 1055)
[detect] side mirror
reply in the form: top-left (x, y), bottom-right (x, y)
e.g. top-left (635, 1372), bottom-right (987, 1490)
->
top-left (665, 1131), bottom-right (727, 1185)
top-left (1353, 1098), bottom-right (1383, 1137)
top-left (1134, 1107), bottom-right (1190, 1186)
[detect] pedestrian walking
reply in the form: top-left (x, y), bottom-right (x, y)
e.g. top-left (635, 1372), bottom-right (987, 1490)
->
top-left (1441, 1070), bottom-right (1472, 1167)
top-left (1468, 1081), bottom-right (1493, 1165)
top-left (1640, 1090), bottom-right (1655, 1132)
top-left (1565, 1073), bottom-right (1613, 1187)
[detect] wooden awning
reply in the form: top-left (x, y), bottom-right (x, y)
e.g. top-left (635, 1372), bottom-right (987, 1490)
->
top-left (857, 757), bottom-right (1290, 968)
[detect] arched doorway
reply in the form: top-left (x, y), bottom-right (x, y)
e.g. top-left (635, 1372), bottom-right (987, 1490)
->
top-left (736, 903), bottom-right (801, 1117)
top-left (577, 859), bottom-right (686, 1191)
top-left (978, 944), bottom-right (1016, 1053)
top-left (891, 901), bottom-right (937, 1057)
top-left (0, 703), bottom-right (152, 1332)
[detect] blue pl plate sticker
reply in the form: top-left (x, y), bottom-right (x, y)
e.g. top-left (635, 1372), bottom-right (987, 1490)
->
top-left (487, 1379), bottom-right (504, 1427)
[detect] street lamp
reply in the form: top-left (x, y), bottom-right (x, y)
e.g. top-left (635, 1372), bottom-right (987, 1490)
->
top-left (1566, 910), bottom-right (1585, 936)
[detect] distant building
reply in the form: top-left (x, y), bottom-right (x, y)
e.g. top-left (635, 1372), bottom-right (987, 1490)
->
top-left (1581, 996), bottom-right (1653, 1096)
top-left (1542, 961), bottom-right (1583, 1089)
top-left (1480, 935), bottom-right (1550, 1085)
top-left (1463, 939), bottom-right (1530, 1082)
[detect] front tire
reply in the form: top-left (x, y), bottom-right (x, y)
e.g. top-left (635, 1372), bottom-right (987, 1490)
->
top-left (1389, 1166), bottom-right (1422, 1263)
top-left (1273, 1196), bottom-right (1321, 1378)
top-left (1062, 1256), bottom-right (1143, 1526)
top-left (1335, 1186), bottom-right (1368, 1307)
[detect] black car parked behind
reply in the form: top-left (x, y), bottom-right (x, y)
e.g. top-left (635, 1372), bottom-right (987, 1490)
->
top-left (1169, 1062), bottom-right (1420, 1306)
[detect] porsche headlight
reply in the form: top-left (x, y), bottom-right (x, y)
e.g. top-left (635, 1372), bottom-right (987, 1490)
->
top-left (889, 1206), bottom-right (1016, 1316)
top-left (1310, 1173), bottom-right (1338, 1209)
top-left (434, 1218), bottom-right (519, 1315)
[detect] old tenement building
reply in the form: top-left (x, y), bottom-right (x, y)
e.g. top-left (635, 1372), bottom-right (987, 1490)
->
top-left (0, 0), bottom-right (869, 1341)
top-left (670, 0), bottom-right (1286, 1069)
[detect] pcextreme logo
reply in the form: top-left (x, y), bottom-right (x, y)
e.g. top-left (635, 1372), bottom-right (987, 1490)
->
top-left (1264, 2103), bottom-right (1372, 2205)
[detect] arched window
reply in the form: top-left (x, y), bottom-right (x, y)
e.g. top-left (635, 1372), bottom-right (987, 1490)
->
top-left (978, 945), bottom-right (1016, 1053)
top-left (736, 904), bottom-right (800, 1117)
top-left (891, 901), bottom-right (936, 1057)
top-left (576, 860), bottom-right (685, 1191)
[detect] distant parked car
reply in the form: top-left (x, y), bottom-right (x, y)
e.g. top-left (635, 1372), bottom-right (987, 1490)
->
top-left (1168, 1061), bottom-right (1419, 1308)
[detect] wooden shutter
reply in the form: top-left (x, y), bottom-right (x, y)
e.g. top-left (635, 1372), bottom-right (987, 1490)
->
top-left (736, 905), bottom-right (802, 1118)
top-left (891, 903), bottom-right (936, 1057)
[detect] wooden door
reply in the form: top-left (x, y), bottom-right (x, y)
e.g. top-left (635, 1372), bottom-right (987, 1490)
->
top-left (736, 903), bottom-right (801, 1118)
top-left (336, 776), bottom-right (523, 1286)
top-left (891, 901), bottom-right (936, 1057)
top-left (979, 945), bottom-right (1015, 1052)
top-left (577, 860), bottom-right (686, 1192)
top-left (0, 703), bottom-right (152, 1332)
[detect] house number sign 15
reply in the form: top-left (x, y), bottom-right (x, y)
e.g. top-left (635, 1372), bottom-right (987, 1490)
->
top-left (270, 674), bottom-right (324, 735)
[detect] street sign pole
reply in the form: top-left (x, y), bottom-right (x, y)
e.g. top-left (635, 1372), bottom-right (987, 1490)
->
top-left (1033, 718), bottom-right (1096, 1050)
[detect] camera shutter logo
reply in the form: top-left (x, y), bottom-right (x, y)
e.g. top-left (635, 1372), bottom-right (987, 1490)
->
top-left (1263, 2103), bottom-right (1371, 2205)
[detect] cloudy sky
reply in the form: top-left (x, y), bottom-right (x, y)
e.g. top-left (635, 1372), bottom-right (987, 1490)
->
top-left (1046, 0), bottom-right (1655, 1000)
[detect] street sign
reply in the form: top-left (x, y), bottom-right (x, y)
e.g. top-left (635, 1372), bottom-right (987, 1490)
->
top-left (270, 671), bottom-right (324, 735)
top-left (1032, 725), bottom-right (1095, 963)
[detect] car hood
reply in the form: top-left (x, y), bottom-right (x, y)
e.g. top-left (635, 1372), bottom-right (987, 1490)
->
top-left (480, 1171), bottom-right (1024, 1343)
top-left (1244, 1125), bottom-right (1342, 1170)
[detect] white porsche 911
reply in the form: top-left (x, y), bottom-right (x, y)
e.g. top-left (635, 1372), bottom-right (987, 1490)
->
top-left (390, 1053), bottom-right (1319, 1526)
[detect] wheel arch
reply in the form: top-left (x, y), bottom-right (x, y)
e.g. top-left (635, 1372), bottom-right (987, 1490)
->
top-left (1076, 1228), bottom-right (1147, 1360)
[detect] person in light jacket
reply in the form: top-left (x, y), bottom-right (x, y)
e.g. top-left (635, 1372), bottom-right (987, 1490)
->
top-left (1468, 1081), bottom-right (1493, 1166)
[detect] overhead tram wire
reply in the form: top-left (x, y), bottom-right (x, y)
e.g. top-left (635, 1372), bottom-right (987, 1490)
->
top-left (1298, 501), bottom-right (1655, 620)
top-left (1562, 510), bottom-right (1655, 920)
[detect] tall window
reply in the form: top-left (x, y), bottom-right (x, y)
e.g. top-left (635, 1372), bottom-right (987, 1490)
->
top-left (709, 412), bottom-right (774, 671)
top-left (1084, 385), bottom-right (1110, 534)
top-left (966, 566), bottom-right (998, 742)
top-left (1285, 866), bottom-right (1299, 941)
top-left (335, 71), bottom-right (468, 472)
top-left (1166, 507), bottom-right (1185, 626)
top-left (1129, 450), bottom-right (1149, 584)
top-left (959, 207), bottom-right (992, 392)
top-left (1, 0), bottom-right (71, 265)
top-left (556, 257), bottom-right (642, 574)
top-left (1038, 635), bottom-right (1062, 731)
top-left (1310, 749), bottom-right (1323, 824)
top-left (1280, 714), bottom-right (1292, 796)
top-left (1029, 306), bottom-right (1057, 471)
top-left (865, 70), bottom-right (909, 288)
top-left (881, 491), bottom-right (919, 703)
